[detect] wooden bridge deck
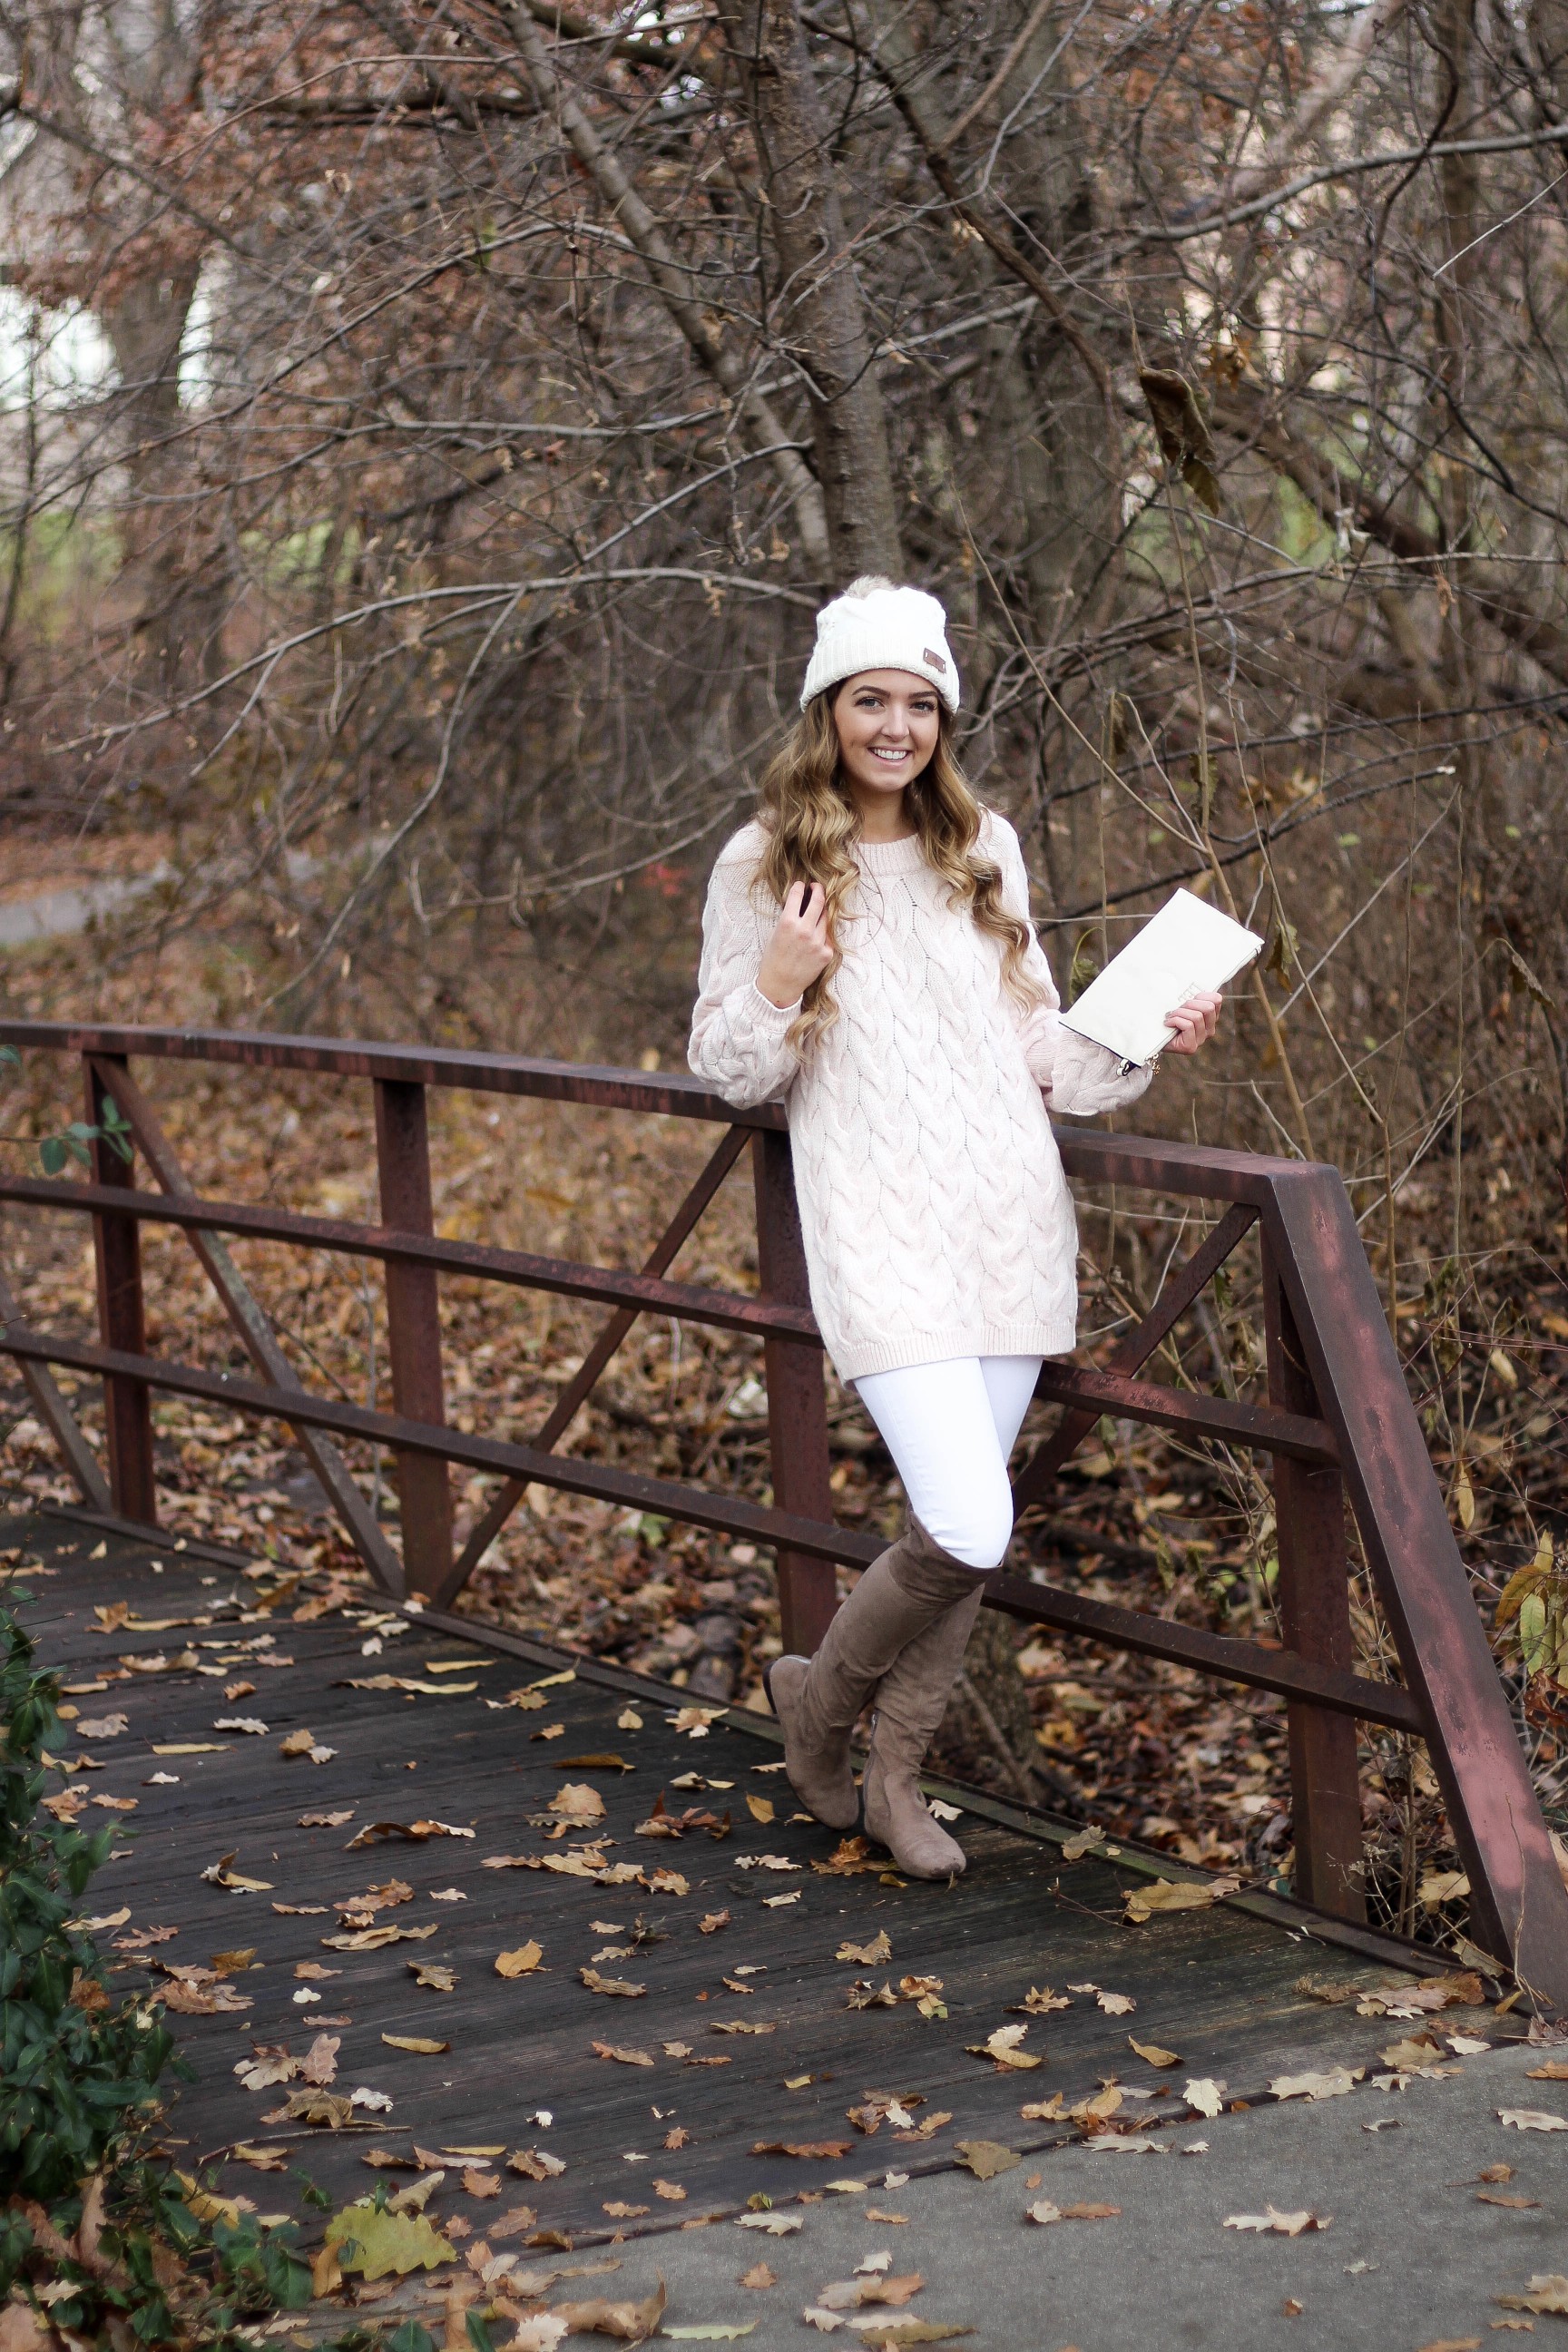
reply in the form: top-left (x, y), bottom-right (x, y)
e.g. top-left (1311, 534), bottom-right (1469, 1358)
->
top-left (12, 1513), bottom-right (1469, 2249)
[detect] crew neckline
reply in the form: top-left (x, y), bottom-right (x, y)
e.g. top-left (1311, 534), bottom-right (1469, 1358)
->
top-left (854, 832), bottom-right (927, 876)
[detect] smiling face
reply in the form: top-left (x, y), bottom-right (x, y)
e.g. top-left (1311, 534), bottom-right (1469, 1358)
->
top-left (830, 670), bottom-right (942, 811)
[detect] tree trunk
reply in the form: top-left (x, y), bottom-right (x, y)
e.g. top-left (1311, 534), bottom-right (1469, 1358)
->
top-left (716, 0), bottom-right (904, 583)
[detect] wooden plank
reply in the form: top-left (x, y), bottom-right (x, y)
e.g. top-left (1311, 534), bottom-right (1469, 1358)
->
top-left (15, 1514), bottom-right (1484, 2249)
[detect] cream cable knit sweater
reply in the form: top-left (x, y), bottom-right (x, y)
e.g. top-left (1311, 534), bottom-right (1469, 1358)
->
top-left (689, 810), bottom-right (1153, 1381)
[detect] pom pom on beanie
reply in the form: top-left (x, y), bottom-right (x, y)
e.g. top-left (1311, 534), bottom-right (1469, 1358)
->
top-left (799, 575), bottom-right (960, 712)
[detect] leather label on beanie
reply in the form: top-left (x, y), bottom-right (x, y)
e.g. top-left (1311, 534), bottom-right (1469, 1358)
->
top-left (922, 647), bottom-right (947, 673)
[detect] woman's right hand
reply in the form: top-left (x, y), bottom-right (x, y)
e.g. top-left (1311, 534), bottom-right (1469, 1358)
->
top-left (756, 880), bottom-right (832, 1009)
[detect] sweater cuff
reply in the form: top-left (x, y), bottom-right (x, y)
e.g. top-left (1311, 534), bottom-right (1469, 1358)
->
top-left (746, 980), bottom-right (801, 1026)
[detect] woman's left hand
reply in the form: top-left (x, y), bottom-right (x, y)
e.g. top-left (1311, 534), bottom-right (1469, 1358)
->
top-left (1162, 990), bottom-right (1223, 1054)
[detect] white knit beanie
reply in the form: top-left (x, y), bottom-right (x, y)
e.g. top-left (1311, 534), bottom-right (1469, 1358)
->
top-left (799, 575), bottom-right (960, 712)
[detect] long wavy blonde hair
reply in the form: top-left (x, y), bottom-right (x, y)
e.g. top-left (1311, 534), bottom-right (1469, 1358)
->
top-left (752, 683), bottom-right (1047, 1055)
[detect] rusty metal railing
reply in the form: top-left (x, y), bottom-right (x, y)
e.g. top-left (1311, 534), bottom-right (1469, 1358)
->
top-left (0, 1019), bottom-right (1563, 2006)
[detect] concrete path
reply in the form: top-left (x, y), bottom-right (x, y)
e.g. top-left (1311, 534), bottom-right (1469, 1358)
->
top-left (477, 2041), bottom-right (1566, 2350)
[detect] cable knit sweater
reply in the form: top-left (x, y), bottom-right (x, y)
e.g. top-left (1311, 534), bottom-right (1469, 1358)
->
top-left (688, 809), bottom-right (1153, 1381)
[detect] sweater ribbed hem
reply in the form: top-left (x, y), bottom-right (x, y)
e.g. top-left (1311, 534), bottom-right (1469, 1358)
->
top-left (835, 1320), bottom-right (1075, 1384)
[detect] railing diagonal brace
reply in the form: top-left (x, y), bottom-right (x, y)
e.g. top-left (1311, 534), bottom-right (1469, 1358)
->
top-left (85, 1056), bottom-right (403, 1597)
top-left (1020, 1204), bottom-right (1259, 1514)
top-left (1014, 1202), bottom-right (1258, 1514)
top-left (0, 1259), bottom-right (112, 1512)
top-left (440, 1122), bottom-right (751, 1602)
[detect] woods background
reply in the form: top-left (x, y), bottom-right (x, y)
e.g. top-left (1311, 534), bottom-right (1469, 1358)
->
top-left (2, 0), bottom-right (1567, 1943)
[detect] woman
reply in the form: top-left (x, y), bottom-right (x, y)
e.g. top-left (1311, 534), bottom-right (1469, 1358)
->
top-left (689, 577), bottom-right (1220, 1878)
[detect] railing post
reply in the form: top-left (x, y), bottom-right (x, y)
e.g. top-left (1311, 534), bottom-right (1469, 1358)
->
top-left (85, 1053), bottom-right (157, 1524)
top-left (1260, 1228), bottom-right (1365, 1919)
top-left (752, 1131), bottom-right (838, 1657)
top-left (373, 1079), bottom-right (453, 1599)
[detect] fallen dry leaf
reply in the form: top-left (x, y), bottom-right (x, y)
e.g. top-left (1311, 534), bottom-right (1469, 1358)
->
top-left (160, 1975), bottom-right (252, 2016)
top-left (582, 1967), bottom-right (646, 1998)
top-left (801, 2318), bottom-right (969, 2342)
top-left (1060, 1825), bottom-right (1116, 1861)
top-left (551, 1782), bottom-right (608, 1824)
top-left (965, 2024), bottom-right (1040, 2072)
top-left (495, 1942), bottom-right (544, 1979)
top-left (816, 2274), bottom-right (925, 2311)
top-left (593, 2042), bottom-right (655, 2067)
top-left (1496, 2277), bottom-right (1568, 2316)
top-left (1270, 2066), bottom-right (1359, 2102)
top-left (812, 1836), bottom-right (883, 1877)
top-left (1499, 2110), bottom-right (1568, 2132)
top-left (1129, 2037), bottom-right (1181, 2069)
top-left (510, 2323), bottom-right (570, 2352)
top-left (1026, 2201), bottom-right (1121, 2225)
top-left (1123, 1877), bottom-right (1239, 1924)
top-left (553, 2274), bottom-right (666, 2342)
top-left (507, 2149), bottom-right (567, 2180)
top-left (463, 2171), bottom-right (500, 2198)
top-left (410, 1962), bottom-right (458, 1990)
top-left (322, 1923), bottom-right (436, 1951)
top-left (892, 2110), bottom-right (951, 2144)
top-left (300, 2033), bottom-right (340, 2085)
top-left (338, 1675), bottom-right (476, 1696)
top-left (347, 1818), bottom-right (475, 1847)
top-left (733, 2213), bottom-right (803, 2235)
top-left (1094, 1990), bottom-right (1135, 2016)
top-left (323, 2200), bottom-right (456, 2278)
top-left (740, 2262), bottom-right (777, 2288)
top-left (1223, 2209), bottom-right (1330, 2236)
top-left (838, 1932), bottom-right (893, 1966)
top-left (1011, 1986), bottom-right (1071, 2016)
top-left (746, 1795), bottom-right (776, 1824)
top-left (1380, 2037), bottom-right (1444, 2072)
top-left (952, 2141), bottom-right (1019, 2180)
top-left (384, 2034), bottom-right (449, 2054)
top-left (201, 1853), bottom-right (274, 1894)
top-left (700, 1911), bottom-right (731, 1935)
top-left (1184, 2080), bottom-right (1224, 2119)
top-left (1525, 2060), bottom-right (1568, 2081)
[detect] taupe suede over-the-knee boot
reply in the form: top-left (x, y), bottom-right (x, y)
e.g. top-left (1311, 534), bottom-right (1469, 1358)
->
top-left (862, 1557), bottom-right (985, 1878)
top-left (764, 1525), bottom-right (982, 1830)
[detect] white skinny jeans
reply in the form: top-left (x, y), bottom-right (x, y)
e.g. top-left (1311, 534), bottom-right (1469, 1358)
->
top-left (853, 1354), bottom-right (1044, 1573)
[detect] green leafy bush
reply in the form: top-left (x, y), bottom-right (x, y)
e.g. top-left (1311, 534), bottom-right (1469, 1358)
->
top-left (0, 1596), bottom-right (173, 2214)
top-left (0, 1592), bottom-right (312, 2341)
